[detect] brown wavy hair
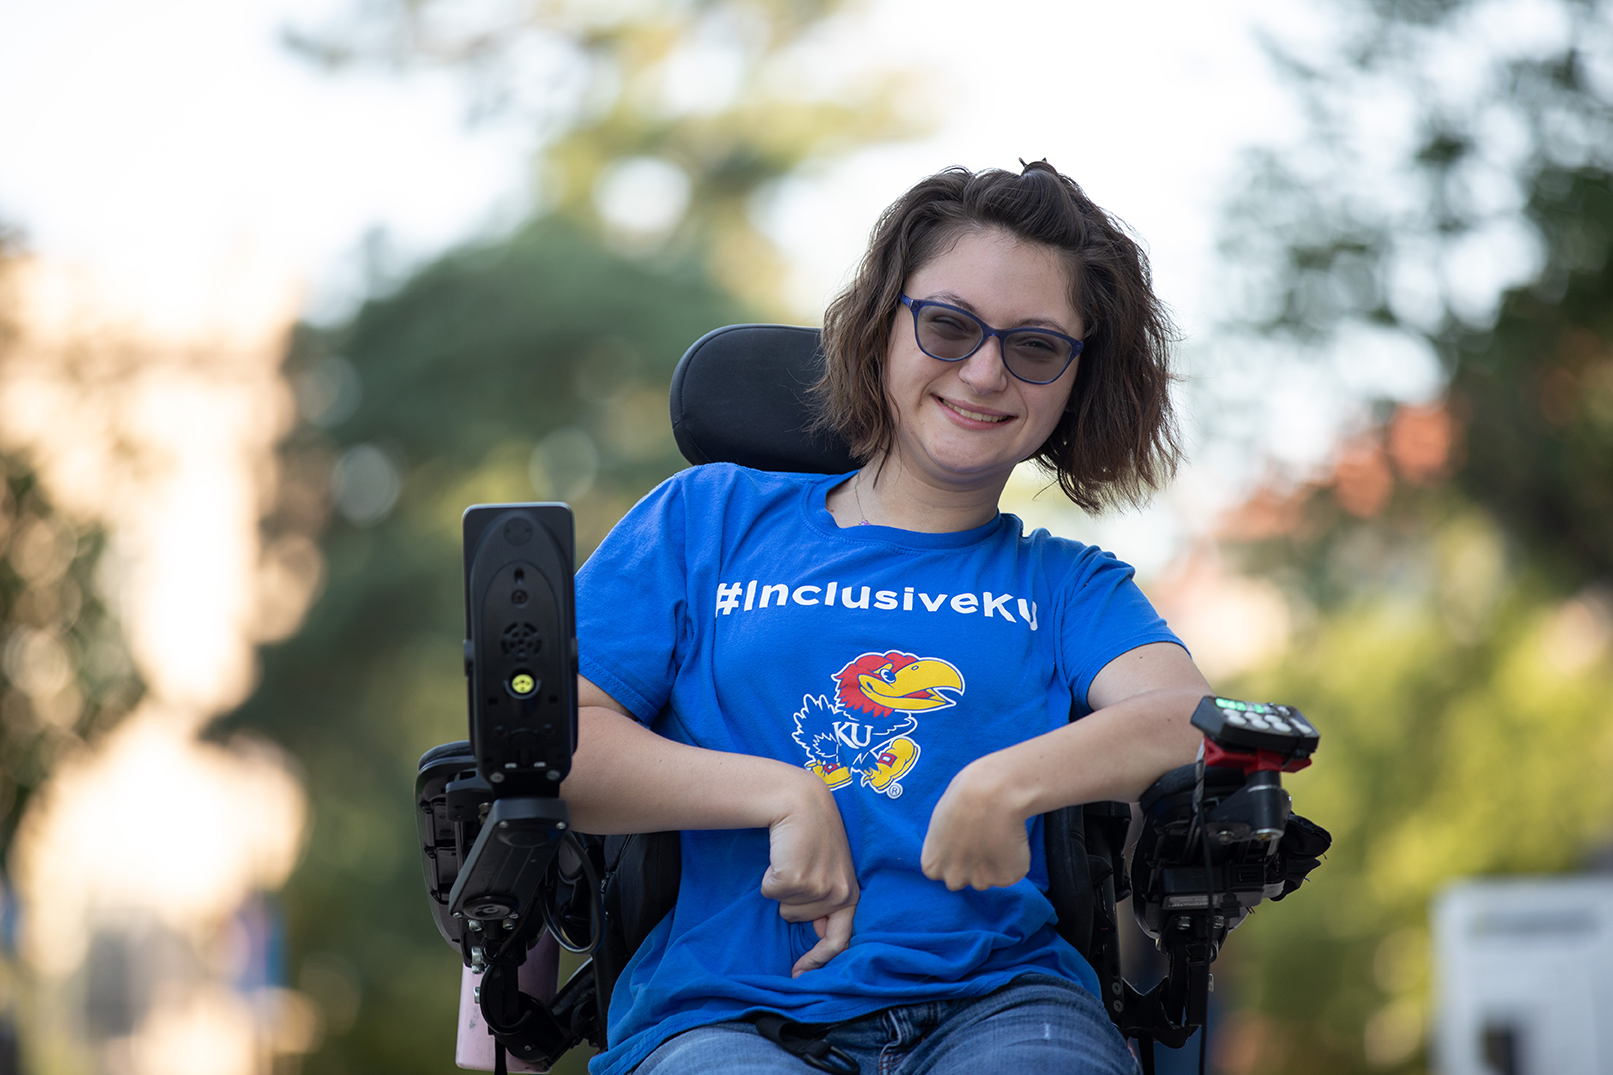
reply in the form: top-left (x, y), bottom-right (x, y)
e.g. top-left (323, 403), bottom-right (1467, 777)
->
top-left (815, 162), bottom-right (1181, 513)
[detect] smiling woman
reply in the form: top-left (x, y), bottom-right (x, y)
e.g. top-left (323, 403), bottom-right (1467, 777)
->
top-left (559, 161), bottom-right (1209, 1075)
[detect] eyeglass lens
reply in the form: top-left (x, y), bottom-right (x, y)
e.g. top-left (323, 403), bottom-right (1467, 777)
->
top-left (913, 305), bottom-right (1072, 383)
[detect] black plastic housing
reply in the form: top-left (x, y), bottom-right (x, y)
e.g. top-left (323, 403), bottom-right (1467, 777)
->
top-left (463, 504), bottom-right (578, 795)
top-left (1189, 696), bottom-right (1318, 759)
top-left (416, 740), bottom-right (483, 947)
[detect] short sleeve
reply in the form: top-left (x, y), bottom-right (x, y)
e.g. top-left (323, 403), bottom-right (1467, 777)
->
top-left (1057, 548), bottom-right (1183, 716)
top-left (576, 475), bottom-right (690, 723)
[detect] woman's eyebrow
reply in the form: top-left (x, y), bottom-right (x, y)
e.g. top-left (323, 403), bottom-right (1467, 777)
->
top-left (928, 291), bottom-right (1074, 334)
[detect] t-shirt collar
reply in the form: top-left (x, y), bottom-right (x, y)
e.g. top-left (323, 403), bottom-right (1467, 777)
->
top-left (803, 471), bottom-right (1007, 550)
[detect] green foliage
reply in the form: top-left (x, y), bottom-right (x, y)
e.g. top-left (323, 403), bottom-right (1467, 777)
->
top-left (0, 236), bottom-right (143, 869)
top-left (1448, 168), bottom-right (1613, 588)
top-left (1209, 2), bottom-right (1613, 1072)
top-left (228, 219), bottom-right (746, 1073)
top-left (0, 463), bottom-right (142, 862)
top-left (1225, 512), bottom-right (1613, 1071)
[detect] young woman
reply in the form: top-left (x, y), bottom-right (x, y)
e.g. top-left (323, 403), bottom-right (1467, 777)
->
top-left (560, 162), bottom-right (1211, 1075)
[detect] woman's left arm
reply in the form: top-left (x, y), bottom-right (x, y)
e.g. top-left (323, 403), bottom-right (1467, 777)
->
top-left (920, 641), bottom-right (1209, 892)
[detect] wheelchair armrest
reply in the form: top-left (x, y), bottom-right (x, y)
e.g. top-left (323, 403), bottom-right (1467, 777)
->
top-left (1137, 762), bottom-right (1245, 816)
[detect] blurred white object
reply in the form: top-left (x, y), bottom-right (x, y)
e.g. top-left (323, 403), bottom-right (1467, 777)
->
top-left (1433, 876), bottom-right (1613, 1075)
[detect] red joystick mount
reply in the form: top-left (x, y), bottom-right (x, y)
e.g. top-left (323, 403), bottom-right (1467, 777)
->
top-left (1190, 696), bottom-right (1318, 777)
top-left (1203, 739), bottom-right (1312, 776)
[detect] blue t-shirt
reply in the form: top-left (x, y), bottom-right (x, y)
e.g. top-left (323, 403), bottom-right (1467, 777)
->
top-left (577, 464), bottom-right (1179, 1075)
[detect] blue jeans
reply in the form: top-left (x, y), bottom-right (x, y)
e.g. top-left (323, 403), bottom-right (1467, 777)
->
top-left (631, 975), bottom-right (1140, 1075)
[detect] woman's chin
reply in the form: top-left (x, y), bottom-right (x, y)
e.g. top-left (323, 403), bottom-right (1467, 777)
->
top-left (900, 447), bottom-right (1019, 490)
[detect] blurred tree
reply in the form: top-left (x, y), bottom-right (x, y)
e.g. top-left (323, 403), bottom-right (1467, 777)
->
top-left (1202, 2), bottom-right (1613, 1072)
top-left (0, 230), bottom-right (144, 864)
top-left (230, 222), bottom-right (746, 1074)
top-left (1217, 0), bottom-right (1613, 595)
top-left (1218, 532), bottom-right (1613, 1074)
top-left (285, 0), bottom-right (913, 312)
top-left (0, 463), bottom-right (141, 863)
top-left (0, 227), bottom-right (144, 1069)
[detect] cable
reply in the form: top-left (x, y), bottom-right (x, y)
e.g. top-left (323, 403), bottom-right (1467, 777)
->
top-left (539, 831), bottom-right (603, 955)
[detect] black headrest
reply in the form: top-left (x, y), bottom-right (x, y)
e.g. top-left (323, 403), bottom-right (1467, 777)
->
top-left (669, 324), bottom-right (859, 474)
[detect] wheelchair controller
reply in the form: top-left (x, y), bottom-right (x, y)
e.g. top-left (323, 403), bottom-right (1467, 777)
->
top-left (1115, 697), bottom-right (1327, 1072)
top-left (416, 504), bottom-right (583, 1070)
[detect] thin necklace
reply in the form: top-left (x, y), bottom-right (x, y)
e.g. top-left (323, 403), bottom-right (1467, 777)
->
top-left (852, 471), bottom-right (873, 526)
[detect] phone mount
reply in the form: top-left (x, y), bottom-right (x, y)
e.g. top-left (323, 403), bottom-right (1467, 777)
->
top-left (1115, 697), bottom-right (1326, 1073)
top-left (416, 504), bottom-right (583, 1069)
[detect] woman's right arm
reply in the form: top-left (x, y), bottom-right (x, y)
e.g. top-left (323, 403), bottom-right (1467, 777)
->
top-left (559, 675), bottom-right (859, 976)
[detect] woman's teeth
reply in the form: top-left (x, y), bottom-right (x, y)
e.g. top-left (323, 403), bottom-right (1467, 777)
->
top-left (943, 400), bottom-right (1010, 423)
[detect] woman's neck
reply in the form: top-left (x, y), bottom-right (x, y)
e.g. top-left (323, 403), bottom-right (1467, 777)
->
top-left (825, 458), bottom-right (1007, 533)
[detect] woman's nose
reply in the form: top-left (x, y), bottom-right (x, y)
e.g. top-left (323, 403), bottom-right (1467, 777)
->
top-left (956, 336), bottom-right (1010, 393)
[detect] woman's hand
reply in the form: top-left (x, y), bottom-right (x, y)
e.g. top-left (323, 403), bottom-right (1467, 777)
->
top-left (921, 643), bottom-right (1212, 893)
top-left (920, 755), bottom-right (1032, 891)
top-left (761, 771), bottom-right (860, 976)
top-left (564, 683), bottom-right (860, 975)
top-left (794, 906), bottom-right (856, 979)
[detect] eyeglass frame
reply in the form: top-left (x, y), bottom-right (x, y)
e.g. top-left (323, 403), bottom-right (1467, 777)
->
top-left (898, 294), bottom-right (1084, 385)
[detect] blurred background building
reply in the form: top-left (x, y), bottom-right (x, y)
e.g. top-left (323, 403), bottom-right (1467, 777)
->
top-left (0, 0), bottom-right (1611, 1072)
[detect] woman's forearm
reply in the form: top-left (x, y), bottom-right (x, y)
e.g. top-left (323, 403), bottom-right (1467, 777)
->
top-left (983, 639), bottom-right (1214, 816)
top-left (978, 685), bottom-right (1207, 821)
top-left (918, 682), bottom-right (1205, 892)
top-left (922, 643), bottom-right (1212, 891)
top-left (560, 686), bottom-right (859, 939)
top-left (559, 704), bottom-right (824, 834)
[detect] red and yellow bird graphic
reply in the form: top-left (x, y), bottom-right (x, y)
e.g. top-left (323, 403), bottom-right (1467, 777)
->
top-left (792, 650), bottom-right (964, 799)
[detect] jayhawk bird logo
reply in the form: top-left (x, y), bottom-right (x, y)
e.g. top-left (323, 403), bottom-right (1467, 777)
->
top-left (791, 651), bottom-right (964, 799)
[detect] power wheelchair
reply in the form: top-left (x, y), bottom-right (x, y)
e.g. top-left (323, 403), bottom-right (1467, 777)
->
top-left (415, 324), bottom-right (1331, 1074)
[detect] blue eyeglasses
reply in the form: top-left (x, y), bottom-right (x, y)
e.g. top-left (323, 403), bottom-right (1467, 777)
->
top-left (899, 295), bottom-right (1083, 385)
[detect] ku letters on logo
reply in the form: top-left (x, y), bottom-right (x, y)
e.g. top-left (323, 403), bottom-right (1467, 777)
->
top-left (790, 650), bottom-right (964, 799)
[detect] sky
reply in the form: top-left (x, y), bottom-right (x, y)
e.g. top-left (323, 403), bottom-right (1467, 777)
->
top-left (767, 0), bottom-right (1308, 337)
top-left (0, 0), bottom-right (1301, 334)
top-left (0, 0), bottom-right (530, 331)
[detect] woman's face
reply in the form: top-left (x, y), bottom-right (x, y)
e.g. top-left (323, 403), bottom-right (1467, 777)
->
top-left (882, 227), bottom-right (1082, 493)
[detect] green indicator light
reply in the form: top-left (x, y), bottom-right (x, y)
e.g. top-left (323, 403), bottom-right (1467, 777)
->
top-left (510, 673), bottom-right (536, 696)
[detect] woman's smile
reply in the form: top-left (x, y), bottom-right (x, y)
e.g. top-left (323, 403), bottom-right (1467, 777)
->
top-left (936, 395), bottom-right (1014, 426)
